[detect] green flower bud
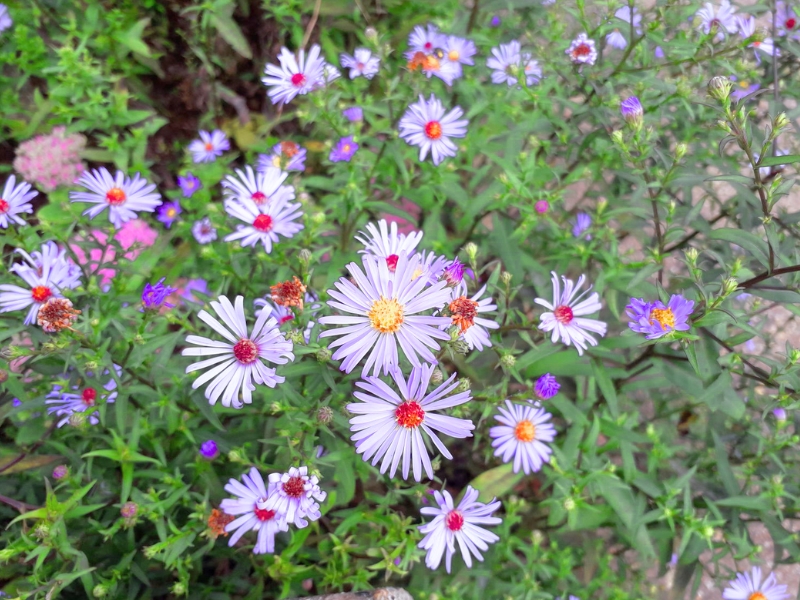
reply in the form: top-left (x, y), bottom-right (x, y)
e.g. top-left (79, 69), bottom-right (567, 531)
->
top-left (316, 347), bottom-right (332, 363)
top-left (707, 76), bottom-right (732, 101)
top-left (430, 369), bottom-right (443, 385)
top-left (90, 318), bottom-right (100, 327)
top-left (464, 242), bottom-right (478, 262)
top-left (93, 584), bottom-right (108, 598)
top-left (316, 406), bottom-right (334, 425)
top-left (298, 249), bottom-right (312, 265)
top-left (563, 497), bottom-right (576, 511)
top-left (675, 143), bottom-right (688, 161)
top-left (723, 277), bottom-right (739, 296)
top-left (499, 354), bottom-right (516, 368)
top-left (172, 582), bottom-right (187, 596)
top-left (456, 377), bottom-right (470, 393)
top-left (500, 271), bottom-right (512, 285)
top-left (227, 449), bottom-right (244, 463)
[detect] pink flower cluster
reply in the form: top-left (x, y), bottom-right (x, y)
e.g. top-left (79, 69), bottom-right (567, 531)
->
top-left (13, 127), bottom-right (87, 192)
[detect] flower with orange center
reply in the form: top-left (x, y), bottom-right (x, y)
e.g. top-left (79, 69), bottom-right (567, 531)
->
top-left (514, 419), bottom-right (536, 442)
top-left (626, 294), bottom-right (694, 340)
top-left (31, 285), bottom-right (52, 303)
top-left (270, 276), bottom-right (307, 309)
top-left (424, 121), bottom-right (443, 140)
top-left (37, 297), bottom-right (81, 332)
top-left (105, 187), bottom-right (126, 206)
top-left (490, 400), bottom-right (556, 475)
top-left (449, 296), bottom-right (479, 333)
top-left (721, 566), bottom-right (790, 600)
top-left (395, 400), bottom-right (425, 428)
top-left (649, 307), bottom-right (676, 330)
top-left (398, 94), bottom-right (468, 166)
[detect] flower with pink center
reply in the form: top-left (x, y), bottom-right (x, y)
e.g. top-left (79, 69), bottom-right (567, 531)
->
top-left (13, 126), bottom-right (86, 193)
top-left (398, 94), bottom-right (468, 166)
top-left (192, 217), bottom-right (217, 245)
top-left (347, 364), bottom-right (474, 481)
top-left (355, 219), bottom-right (424, 269)
top-left (777, 1), bottom-right (800, 37)
top-left (182, 295), bottom-right (295, 408)
top-left (69, 168), bottom-right (161, 229)
top-left (566, 32), bottom-right (598, 65)
top-left (222, 165), bottom-right (295, 208)
top-left (0, 175), bottom-right (36, 229)
top-left (45, 366), bottom-right (120, 428)
top-left (340, 48), bottom-right (381, 79)
top-left (262, 45), bottom-right (327, 105)
top-left (220, 467), bottom-right (289, 554)
top-left (695, 0), bottom-right (738, 40)
top-left (418, 485), bottom-right (502, 573)
top-left (405, 23), bottom-right (446, 57)
top-left (188, 130), bottom-right (230, 163)
top-left (263, 466), bottom-right (327, 528)
top-left (534, 271), bottom-right (607, 355)
top-left (223, 193), bottom-right (304, 255)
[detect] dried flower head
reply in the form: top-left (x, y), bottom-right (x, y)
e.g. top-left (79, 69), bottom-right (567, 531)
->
top-left (37, 298), bottom-right (80, 332)
top-left (270, 276), bottom-right (307, 309)
top-left (207, 508), bottom-right (235, 539)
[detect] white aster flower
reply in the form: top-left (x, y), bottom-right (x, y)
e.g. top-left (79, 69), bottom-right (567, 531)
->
top-left (220, 467), bottom-right (289, 554)
top-left (696, 0), bottom-right (738, 40)
top-left (722, 567), bottom-right (790, 600)
top-left (566, 32), bottom-right (598, 65)
top-left (223, 194), bottom-right (304, 254)
top-left (318, 252), bottom-right (452, 376)
top-left (486, 41), bottom-right (541, 87)
top-left (0, 175), bottom-right (36, 229)
top-left (355, 219), bottom-right (424, 269)
top-left (489, 400), bottom-right (556, 474)
top-left (188, 130), bottom-right (230, 163)
top-left (192, 217), bottom-right (218, 244)
top-left (398, 94), bottom-right (468, 166)
top-left (0, 3), bottom-right (11, 32)
top-left (348, 364), bottom-right (474, 481)
top-left (534, 271), bottom-right (607, 355)
top-left (264, 466), bottom-right (327, 528)
top-left (262, 45), bottom-right (326, 105)
top-left (418, 486), bottom-right (502, 573)
top-left (340, 48), bottom-right (381, 79)
top-left (444, 283), bottom-right (499, 351)
top-left (405, 23), bottom-right (446, 57)
top-left (222, 165), bottom-right (295, 208)
top-left (69, 168), bottom-right (161, 229)
top-left (182, 295), bottom-right (295, 408)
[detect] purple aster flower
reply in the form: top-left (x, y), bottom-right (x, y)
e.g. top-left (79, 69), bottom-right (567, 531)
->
top-left (329, 136), bottom-right (359, 163)
top-left (620, 96), bottom-right (644, 127)
top-left (442, 258), bottom-right (465, 287)
top-left (777, 1), bottom-right (800, 37)
top-left (188, 130), bottom-right (230, 163)
top-left (398, 94), bottom-right (468, 166)
top-left (773, 408), bottom-right (787, 421)
top-left (343, 106), bottom-right (363, 122)
top-left (626, 294), bottom-right (694, 339)
top-left (264, 465), bottom-right (327, 528)
top-left (12, 398), bottom-right (21, 407)
top-left (223, 193), bottom-right (304, 255)
top-left (730, 78), bottom-right (761, 101)
top-left (200, 440), bottom-right (219, 460)
top-left (0, 175), bottom-right (36, 229)
top-left (179, 279), bottom-right (209, 304)
top-left (141, 278), bottom-right (177, 312)
top-left (442, 35), bottom-right (477, 69)
top-left (490, 400), bottom-right (556, 474)
top-left (655, 46), bottom-right (665, 58)
top-left (45, 366), bottom-right (120, 428)
top-left (0, 4), bottom-right (12, 33)
top-left (177, 173), bottom-right (202, 198)
top-left (486, 41), bottom-right (542, 87)
top-left (52, 465), bottom-right (68, 480)
top-left (192, 217), bottom-right (217, 244)
top-left (156, 201), bottom-right (182, 229)
top-left (69, 168), bottom-right (161, 229)
top-left (490, 15), bottom-right (501, 27)
top-left (695, 0), bottom-right (738, 41)
top-left (340, 48), bottom-right (380, 79)
top-left (405, 23), bottom-right (446, 57)
top-left (723, 567), bottom-right (790, 600)
top-left (572, 212), bottom-right (592, 239)
top-left (393, 557), bottom-right (402, 566)
top-left (534, 373), bottom-right (560, 400)
top-left (259, 141), bottom-right (306, 172)
top-left (566, 33), bottom-right (597, 65)
top-left (606, 6), bottom-right (642, 49)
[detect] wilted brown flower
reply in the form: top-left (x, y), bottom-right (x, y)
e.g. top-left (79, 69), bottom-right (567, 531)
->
top-left (207, 508), bottom-right (235, 538)
top-left (37, 298), bottom-right (80, 332)
top-left (270, 276), bottom-right (306, 309)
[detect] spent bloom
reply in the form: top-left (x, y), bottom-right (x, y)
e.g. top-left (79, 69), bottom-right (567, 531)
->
top-left (330, 136), bottom-right (359, 163)
top-left (192, 217), bottom-right (218, 244)
top-left (259, 141), bottom-right (306, 172)
top-left (398, 94), bottom-right (468, 166)
top-left (696, 0), bottom-right (738, 40)
top-left (626, 294), bottom-right (694, 339)
top-left (356, 219), bottom-right (424, 268)
top-left (37, 298), bottom-right (81, 333)
top-left (270, 277), bottom-right (307, 310)
top-left (343, 106), bottom-right (363, 122)
top-left (141, 278), bottom-right (177, 312)
top-left (264, 466), bottom-right (327, 528)
top-left (188, 130), bottom-right (230, 163)
top-left (13, 127), bottom-right (86, 192)
top-left (70, 168), bottom-right (161, 229)
top-left (620, 96), bottom-right (644, 127)
top-left (418, 486), bottom-right (502, 573)
top-left (566, 33), bottom-right (598, 65)
top-left (199, 440), bottom-right (219, 460)
top-left (486, 41), bottom-right (542, 87)
top-left (220, 467), bottom-right (289, 554)
top-left (445, 283), bottom-right (499, 351)
top-left (156, 201), bottom-right (181, 229)
top-left (0, 175), bottom-right (36, 229)
top-left (45, 367), bottom-right (120, 428)
top-left (340, 48), bottom-right (381, 79)
top-left (182, 295), bottom-right (295, 408)
top-left (177, 173), bottom-right (202, 198)
top-left (489, 400), bottom-right (557, 474)
top-left (722, 567), bottom-right (790, 600)
top-left (347, 364), bottom-right (474, 481)
top-left (534, 373), bottom-right (560, 400)
top-left (318, 252), bottom-right (452, 376)
top-left (535, 271), bottom-right (607, 356)
top-left (262, 45), bottom-right (327, 105)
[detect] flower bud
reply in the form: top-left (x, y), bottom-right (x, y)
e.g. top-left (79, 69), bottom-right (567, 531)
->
top-left (500, 271), bottom-right (512, 285)
top-left (316, 347), bottom-right (332, 363)
top-left (365, 27), bottom-right (378, 42)
top-left (685, 247), bottom-right (699, 264)
top-left (133, 334), bottom-right (145, 345)
top-left (534, 200), bottom-right (549, 214)
top-left (298, 248), bottom-right (312, 265)
top-left (723, 277), bottom-right (739, 296)
top-left (451, 339), bottom-right (470, 355)
top-left (199, 440), bottom-right (219, 460)
top-left (499, 354), bottom-right (516, 368)
top-left (93, 584), bottom-right (108, 598)
top-left (611, 130), bottom-right (625, 147)
top-left (774, 112), bottom-right (790, 132)
top-left (620, 96), bottom-right (643, 129)
top-left (288, 330), bottom-right (305, 345)
top-left (52, 465), bottom-right (69, 480)
top-left (773, 407), bottom-right (787, 422)
top-left (68, 412), bottom-right (87, 428)
top-left (172, 582), bottom-right (187, 596)
top-left (312, 212), bottom-right (325, 225)
top-left (675, 143), bottom-right (687, 161)
top-left (702, 525), bottom-right (714, 539)
top-left (270, 403), bottom-right (282, 415)
top-left (316, 406), bottom-right (334, 425)
top-left (227, 449), bottom-right (244, 463)
top-left (707, 76), bottom-right (732, 101)
top-left (456, 377), bottom-right (470, 393)
top-left (563, 497), bottom-right (576, 511)
top-left (120, 502), bottom-right (138, 519)
top-left (430, 369), bottom-right (443, 385)
top-left (464, 242), bottom-right (478, 263)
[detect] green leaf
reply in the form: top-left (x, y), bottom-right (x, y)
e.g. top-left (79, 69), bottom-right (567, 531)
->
top-left (708, 228), bottom-right (770, 268)
top-left (758, 154), bottom-right (800, 167)
top-left (0, 454), bottom-right (61, 475)
top-left (210, 14), bottom-right (253, 60)
top-left (714, 496), bottom-right (771, 511)
top-left (115, 18), bottom-right (152, 57)
top-left (468, 464), bottom-right (524, 502)
top-left (592, 359), bottom-right (619, 417)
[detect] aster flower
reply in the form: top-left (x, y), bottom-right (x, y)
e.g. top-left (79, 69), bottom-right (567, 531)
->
top-left (620, 96), bottom-right (644, 127)
top-left (37, 297), bottom-right (80, 332)
top-left (442, 35), bottom-right (477, 68)
top-left (141, 278), bottom-right (177, 312)
top-left (566, 33), bottom-right (598, 65)
top-left (412, 251), bottom-right (451, 286)
top-left (0, 4), bottom-right (12, 32)
top-left (606, 6), bottom-right (642, 49)
top-left (773, 408), bottom-right (787, 421)
top-left (177, 173), bottom-right (202, 198)
top-left (696, 0), bottom-right (738, 40)
top-left (398, 94), bottom-right (468, 166)
top-left (730, 76), bottom-right (761, 101)
top-left (347, 364), bottom-right (474, 481)
top-left (486, 41), bottom-right (542, 87)
top-left (407, 51), bottom-right (462, 85)
top-left (489, 400), bottom-right (556, 474)
top-left (340, 48), bottom-right (381, 79)
top-left (223, 194), bottom-right (304, 254)
top-left (418, 486), bottom-right (502, 573)
top-left (177, 279), bottom-right (210, 304)
top-left (572, 212), bottom-right (592, 239)
top-left (220, 467), bottom-right (289, 554)
top-left (534, 373), bottom-right (560, 400)
top-left (777, 1), bottom-right (800, 37)
top-left (722, 567), bottom-right (790, 600)
top-left (330, 136), bottom-right (359, 163)
top-left (441, 258), bottom-right (466, 287)
top-left (258, 142), bottom-right (306, 172)
top-left (182, 295), bottom-right (295, 408)
top-left (535, 271), bottom-right (607, 356)
top-left (192, 217), bottom-right (218, 244)
top-left (343, 106), bottom-right (363, 122)
top-left (444, 283), bottom-right (499, 351)
top-left (738, 16), bottom-right (779, 62)
top-left (156, 201), bottom-right (181, 229)
top-left (0, 175), bottom-right (36, 229)
top-left (263, 466), bottom-right (327, 528)
top-left (318, 253), bottom-right (452, 376)
top-left (188, 130), bottom-right (230, 163)
top-left (262, 45), bottom-right (327, 105)
top-left (222, 165), bottom-right (295, 207)
top-left (626, 294), bottom-right (694, 339)
top-left (199, 440), bottom-right (219, 460)
top-left (69, 168), bottom-right (161, 229)
top-left (355, 219), bottom-right (424, 268)
top-left (405, 23), bottom-right (446, 57)
top-left (45, 367), bottom-right (120, 428)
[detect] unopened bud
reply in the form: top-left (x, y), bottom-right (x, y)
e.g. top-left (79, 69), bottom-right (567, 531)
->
top-left (685, 247), bottom-right (699, 264)
top-left (430, 369), bottom-right (443, 385)
top-left (675, 143), bottom-right (687, 161)
top-left (456, 377), bottom-right (470, 393)
top-left (90, 318), bottom-right (100, 327)
top-left (534, 200), bottom-right (549, 214)
top-left (270, 403), bottom-right (282, 415)
top-left (227, 449), bottom-right (244, 463)
top-left (298, 249), bottom-right (312, 265)
top-left (563, 497), bottom-right (576, 511)
top-left (288, 330), bottom-right (305, 345)
top-left (316, 347), bottom-right (332, 363)
top-left (611, 130), bottom-right (625, 147)
top-left (531, 530), bottom-right (545, 545)
top-left (120, 502), bottom-right (138, 519)
top-left (316, 406), bottom-right (334, 425)
top-left (451, 339), bottom-right (470, 355)
top-left (133, 334), bottom-right (145, 345)
top-left (464, 242), bottom-right (478, 262)
top-left (774, 112), bottom-right (790, 132)
top-left (723, 277), bottom-right (739, 296)
top-left (93, 584), bottom-right (108, 598)
top-left (68, 412), bottom-right (87, 428)
top-left (312, 212), bottom-right (325, 225)
top-left (499, 354), bottom-right (516, 368)
top-left (707, 76), bottom-right (732, 102)
top-left (500, 271), bottom-right (512, 285)
top-left (52, 465), bottom-right (69, 480)
top-left (172, 582), bottom-right (187, 596)
top-left (365, 26), bottom-right (378, 42)
top-left (33, 522), bottom-right (51, 540)
top-left (620, 96), bottom-right (643, 129)
top-left (702, 525), bottom-right (714, 539)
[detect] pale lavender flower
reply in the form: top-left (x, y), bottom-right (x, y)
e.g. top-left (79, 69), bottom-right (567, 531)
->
top-left (192, 217), bottom-right (217, 244)
top-left (177, 173), bottom-right (202, 198)
top-left (655, 46), bottom-right (665, 58)
top-left (442, 258), bottom-right (466, 287)
top-left (490, 400), bottom-right (556, 474)
top-left (722, 567), bottom-right (790, 600)
top-left (330, 136), bottom-right (359, 162)
top-left (69, 168), bottom-right (161, 229)
top-left (223, 194), bottom-right (304, 254)
top-left (355, 219), bottom-right (424, 267)
top-left (777, 1), bottom-right (800, 37)
top-left (442, 35), bottom-right (477, 68)
top-left (343, 106), bottom-right (363, 122)
top-left (223, 165), bottom-right (295, 207)
top-left (413, 251), bottom-right (451, 286)
top-left (263, 466), bottom-right (327, 528)
top-left (696, 0), bottom-right (738, 40)
top-left (738, 16), bottom-right (779, 62)
top-left (141, 278), bottom-right (176, 311)
top-left (534, 373), bottom-right (560, 400)
top-left (418, 486), bottom-right (502, 573)
top-left (188, 130), bottom-right (230, 163)
top-left (607, 6), bottom-right (642, 49)
top-left (487, 41), bottom-right (542, 86)
top-left (0, 175), bottom-right (36, 229)
top-left (730, 77), bottom-right (761, 101)
top-left (572, 212), bottom-right (592, 239)
top-left (0, 4), bottom-right (11, 32)
top-left (340, 48), bottom-right (380, 79)
top-left (398, 94), bottom-right (468, 166)
top-left (566, 33), bottom-right (598, 65)
top-left (45, 367), bottom-right (120, 428)
top-left (262, 45), bottom-right (327, 105)
top-left (405, 23), bottom-right (446, 56)
top-left (259, 142), bottom-right (307, 172)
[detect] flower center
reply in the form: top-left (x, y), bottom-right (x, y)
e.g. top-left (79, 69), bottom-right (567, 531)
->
top-left (167, 208), bottom-right (177, 217)
top-left (445, 510), bottom-right (465, 531)
top-left (787, 18), bottom-right (796, 28)
top-left (0, 199), bottom-right (8, 214)
top-left (749, 593), bottom-right (767, 600)
top-left (343, 144), bottom-right (351, 153)
top-left (753, 40), bottom-right (761, 47)
top-left (514, 419), bottom-right (536, 442)
top-left (554, 305), bottom-right (574, 324)
top-left (650, 307), bottom-right (676, 330)
top-left (424, 121), bottom-right (443, 140)
top-left (368, 297), bottom-right (404, 333)
top-left (31, 286), bottom-right (52, 303)
top-left (271, 276), bottom-right (306, 308)
top-left (290, 73), bottom-right (306, 87)
top-left (105, 187), bottom-right (126, 206)
top-left (251, 191), bottom-right (268, 205)
top-left (424, 41), bottom-right (433, 50)
top-left (282, 476), bottom-right (305, 498)
top-left (82, 388), bottom-right (97, 406)
top-left (279, 314), bottom-right (294, 325)
top-left (573, 43), bottom-right (591, 57)
top-left (449, 296), bottom-right (479, 333)
top-left (710, 18), bottom-right (721, 27)
top-left (740, 80), bottom-right (750, 88)
top-left (356, 62), bottom-right (365, 70)
top-left (253, 214), bottom-right (273, 232)
top-left (233, 338), bottom-right (259, 364)
top-left (281, 141), bottom-right (299, 157)
top-left (254, 503), bottom-right (276, 522)
top-left (423, 55), bottom-right (440, 71)
top-left (395, 400), bottom-right (425, 428)
top-left (448, 49), bottom-right (460, 61)
top-left (386, 254), bottom-right (400, 272)
top-left (204, 142), bottom-right (214, 151)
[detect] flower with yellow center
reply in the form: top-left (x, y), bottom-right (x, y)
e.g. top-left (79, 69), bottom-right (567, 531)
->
top-left (368, 297), bottom-right (405, 333)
